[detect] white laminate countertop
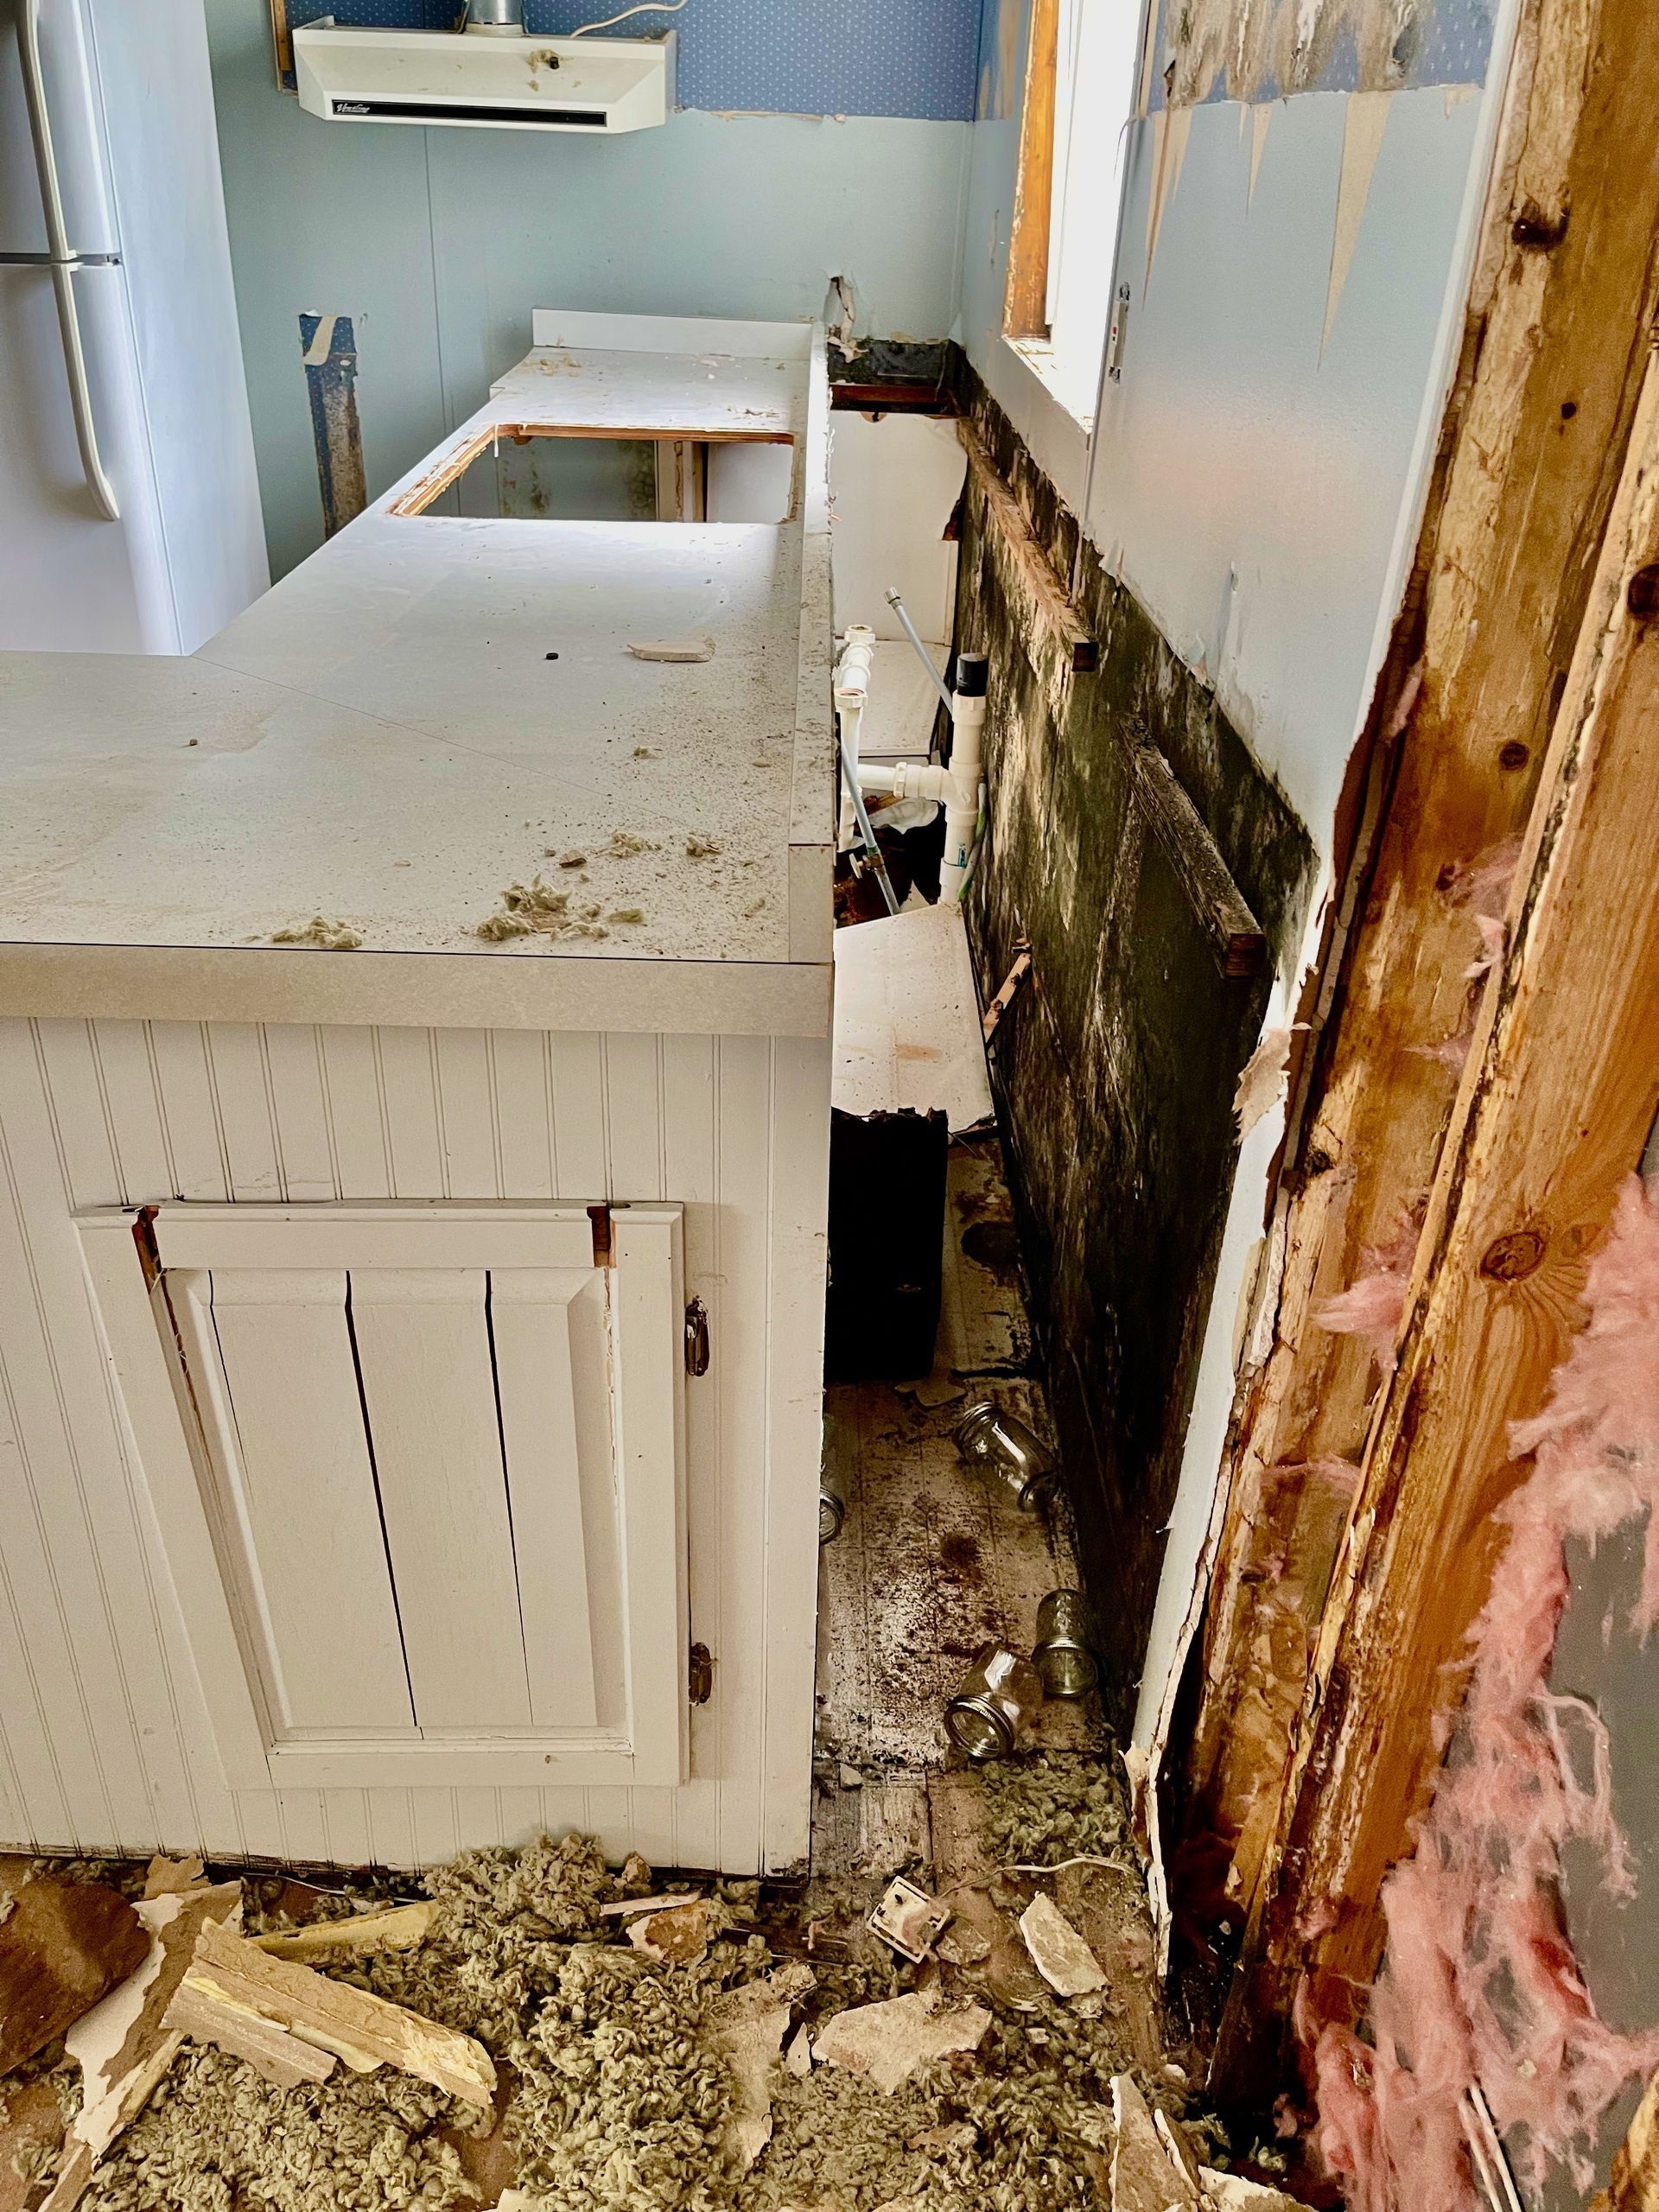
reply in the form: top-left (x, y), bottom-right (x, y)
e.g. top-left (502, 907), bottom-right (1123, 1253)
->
top-left (0, 312), bottom-right (835, 1039)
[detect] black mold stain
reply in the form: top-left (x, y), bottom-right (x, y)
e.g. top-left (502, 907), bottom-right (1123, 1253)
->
top-left (944, 350), bottom-right (1317, 1725)
top-left (962, 1219), bottom-right (1022, 1272)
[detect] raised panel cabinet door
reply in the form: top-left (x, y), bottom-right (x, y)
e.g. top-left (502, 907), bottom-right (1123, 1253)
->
top-left (79, 1202), bottom-right (687, 1791)
top-left (182, 1268), bottom-right (415, 1738)
top-left (347, 1268), bottom-right (532, 1735)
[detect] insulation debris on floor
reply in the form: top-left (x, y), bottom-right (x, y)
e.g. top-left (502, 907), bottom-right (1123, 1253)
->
top-left (0, 1816), bottom-right (1268, 2212)
top-left (0, 1149), bottom-right (1294, 2212)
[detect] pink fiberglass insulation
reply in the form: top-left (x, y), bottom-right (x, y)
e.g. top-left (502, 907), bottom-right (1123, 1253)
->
top-left (1459, 831), bottom-right (1530, 977)
top-left (1309, 1174), bottom-right (1659, 2209)
top-left (1314, 1211), bottom-right (1422, 1367)
top-left (1413, 835), bottom-right (1525, 1067)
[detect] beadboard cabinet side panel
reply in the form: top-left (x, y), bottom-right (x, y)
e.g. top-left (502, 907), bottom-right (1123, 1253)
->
top-left (0, 1019), bottom-right (821, 1874)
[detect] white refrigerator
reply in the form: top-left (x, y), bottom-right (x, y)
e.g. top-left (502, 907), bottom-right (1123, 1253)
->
top-left (0, 0), bottom-right (267, 653)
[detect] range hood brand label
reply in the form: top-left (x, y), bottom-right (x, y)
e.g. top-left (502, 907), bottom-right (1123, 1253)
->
top-left (329, 93), bottom-right (607, 125)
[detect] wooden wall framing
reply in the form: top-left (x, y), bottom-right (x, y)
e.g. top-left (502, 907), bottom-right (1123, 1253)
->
top-left (1177, 0), bottom-right (1659, 2091)
top-left (1003, 0), bottom-right (1059, 340)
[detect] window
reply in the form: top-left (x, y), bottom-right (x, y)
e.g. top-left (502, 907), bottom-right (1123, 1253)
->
top-left (1005, 0), bottom-right (1143, 427)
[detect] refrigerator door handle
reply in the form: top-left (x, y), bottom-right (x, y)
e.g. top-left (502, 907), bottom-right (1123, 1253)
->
top-left (12, 0), bottom-right (120, 519)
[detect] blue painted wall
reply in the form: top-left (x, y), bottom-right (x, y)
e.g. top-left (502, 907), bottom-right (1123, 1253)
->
top-left (287, 0), bottom-right (983, 118)
top-left (206, 0), bottom-right (972, 578)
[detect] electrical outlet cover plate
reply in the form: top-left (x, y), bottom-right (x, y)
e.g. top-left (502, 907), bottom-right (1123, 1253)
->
top-left (868, 1875), bottom-right (953, 1963)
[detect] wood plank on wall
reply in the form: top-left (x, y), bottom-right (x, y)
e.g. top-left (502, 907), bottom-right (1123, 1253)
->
top-left (1217, 345), bottom-right (1659, 2086)
top-left (1184, 0), bottom-right (1659, 2066)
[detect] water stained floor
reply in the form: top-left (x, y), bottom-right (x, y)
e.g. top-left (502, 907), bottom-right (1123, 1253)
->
top-left (811, 1135), bottom-right (1109, 1887)
top-left (0, 1141), bottom-right (1222, 2212)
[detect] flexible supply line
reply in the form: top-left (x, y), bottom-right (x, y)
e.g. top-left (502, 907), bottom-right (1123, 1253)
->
top-left (839, 740), bottom-right (900, 914)
top-left (884, 588), bottom-right (953, 716)
top-left (834, 623), bottom-right (899, 914)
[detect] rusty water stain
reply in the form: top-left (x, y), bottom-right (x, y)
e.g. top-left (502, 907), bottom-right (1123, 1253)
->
top-left (1159, 0), bottom-right (1457, 111)
top-left (940, 1532), bottom-right (983, 1582)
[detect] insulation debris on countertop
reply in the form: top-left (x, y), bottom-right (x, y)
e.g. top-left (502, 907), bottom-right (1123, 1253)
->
top-left (270, 915), bottom-right (362, 950)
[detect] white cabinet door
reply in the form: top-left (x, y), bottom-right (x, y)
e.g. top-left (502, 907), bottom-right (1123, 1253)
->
top-left (79, 1205), bottom-right (686, 1790)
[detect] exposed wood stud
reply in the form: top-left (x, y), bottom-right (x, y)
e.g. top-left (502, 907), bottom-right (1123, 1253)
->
top-left (1220, 338), bottom-right (1659, 2085)
top-left (1125, 747), bottom-right (1267, 979)
top-left (298, 315), bottom-right (367, 541)
top-left (956, 423), bottom-right (1097, 674)
top-left (266, 0), bottom-right (294, 89)
top-left (1185, 0), bottom-right (1659, 2075)
top-left (1004, 0), bottom-right (1059, 340)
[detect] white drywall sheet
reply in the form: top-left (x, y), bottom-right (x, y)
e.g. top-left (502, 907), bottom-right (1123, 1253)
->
top-left (832, 901), bottom-right (993, 1133)
top-left (829, 410), bottom-right (965, 643)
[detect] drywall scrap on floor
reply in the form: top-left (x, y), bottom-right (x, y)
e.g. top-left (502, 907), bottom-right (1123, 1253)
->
top-left (1309, 1176), bottom-right (1659, 2208)
top-left (0, 1807), bottom-right (1256, 2212)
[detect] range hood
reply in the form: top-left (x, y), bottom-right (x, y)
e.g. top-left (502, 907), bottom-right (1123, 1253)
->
top-left (294, 22), bottom-right (674, 133)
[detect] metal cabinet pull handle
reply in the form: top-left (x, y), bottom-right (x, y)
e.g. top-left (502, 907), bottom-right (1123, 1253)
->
top-left (10, 0), bottom-right (120, 519)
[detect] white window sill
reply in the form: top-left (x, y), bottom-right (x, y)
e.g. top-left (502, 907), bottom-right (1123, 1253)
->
top-left (1004, 337), bottom-right (1097, 435)
top-left (978, 336), bottom-right (1093, 516)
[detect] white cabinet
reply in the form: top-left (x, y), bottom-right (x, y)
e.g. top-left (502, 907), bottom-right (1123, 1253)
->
top-left (81, 1204), bottom-right (687, 1793)
top-left (0, 315), bottom-right (835, 1872)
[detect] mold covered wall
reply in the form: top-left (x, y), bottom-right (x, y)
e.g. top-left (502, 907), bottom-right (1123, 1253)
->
top-left (203, 0), bottom-right (974, 579)
top-left (950, 0), bottom-right (1516, 1718)
top-left (951, 367), bottom-right (1315, 1707)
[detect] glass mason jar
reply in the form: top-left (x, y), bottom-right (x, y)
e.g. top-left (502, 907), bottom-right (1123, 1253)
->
top-left (944, 1641), bottom-right (1044, 1760)
top-left (1032, 1588), bottom-right (1097, 1697)
top-left (952, 1401), bottom-right (1055, 1510)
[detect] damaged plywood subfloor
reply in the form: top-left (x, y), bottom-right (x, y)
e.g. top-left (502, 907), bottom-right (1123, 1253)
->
top-left (813, 1139), bottom-right (1104, 1884)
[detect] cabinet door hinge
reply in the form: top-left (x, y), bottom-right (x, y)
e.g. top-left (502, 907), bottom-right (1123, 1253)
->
top-left (684, 1295), bottom-right (710, 1375)
top-left (688, 1642), bottom-right (713, 1705)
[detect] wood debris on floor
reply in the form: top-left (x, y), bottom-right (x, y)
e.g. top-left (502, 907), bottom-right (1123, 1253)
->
top-left (0, 1146), bottom-right (1310, 2212)
top-left (0, 1866), bottom-right (149, 2075)
top-left (162, 1917), bottom-right (497, 2102)
top-left (0, 1825), bottom-right (1287, 2212)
